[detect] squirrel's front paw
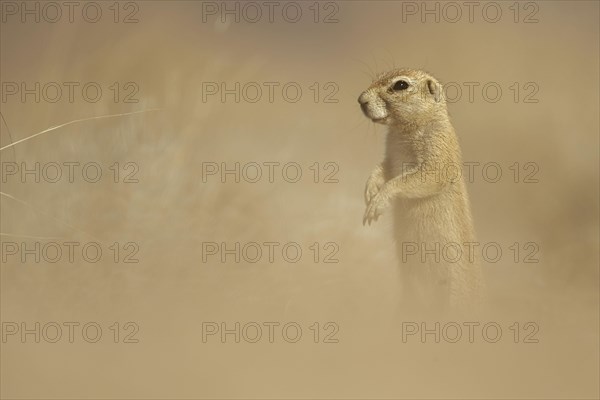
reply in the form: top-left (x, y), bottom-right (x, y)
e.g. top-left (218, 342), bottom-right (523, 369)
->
top-left (363, 188), bottom-right (391, 226)
top-left (364, 175), bottom-right (385, 206)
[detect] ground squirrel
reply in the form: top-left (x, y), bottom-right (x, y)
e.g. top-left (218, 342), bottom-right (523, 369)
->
top-left (358, 68), bottom-right (483, 310)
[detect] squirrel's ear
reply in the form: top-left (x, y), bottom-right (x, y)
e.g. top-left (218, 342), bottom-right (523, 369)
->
top-left (426, 79), bottom-right (442, 103)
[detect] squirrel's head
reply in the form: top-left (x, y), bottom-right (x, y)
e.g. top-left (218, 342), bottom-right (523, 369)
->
top-left (358, 68), bottom-right (446, 126)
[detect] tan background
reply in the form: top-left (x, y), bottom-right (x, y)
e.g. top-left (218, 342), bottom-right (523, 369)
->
top-left (1, 1), bottom-right (598, 398)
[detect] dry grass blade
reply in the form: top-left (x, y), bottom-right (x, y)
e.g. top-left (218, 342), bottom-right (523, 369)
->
top-left (0, 191), bottom-right (101, 241)
top-left (0, 108), bottom-right (161, 152)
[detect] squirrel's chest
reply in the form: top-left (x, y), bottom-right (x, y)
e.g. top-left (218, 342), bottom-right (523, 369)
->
top-left (382, 135), bottom-right (419, 180)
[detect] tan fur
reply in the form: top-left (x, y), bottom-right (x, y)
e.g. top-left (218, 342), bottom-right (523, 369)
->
top-left (358, 68), bottom-right (484, 310)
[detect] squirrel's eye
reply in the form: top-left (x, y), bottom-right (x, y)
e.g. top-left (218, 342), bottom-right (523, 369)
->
top-left (392, 80), bottom-right (409, 91)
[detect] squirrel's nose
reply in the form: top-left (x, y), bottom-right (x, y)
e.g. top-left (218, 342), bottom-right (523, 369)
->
top-left (358, 92), bottom-right (369, 105)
